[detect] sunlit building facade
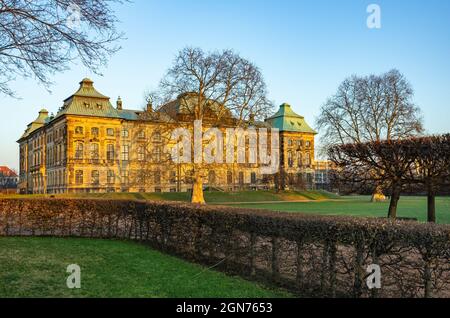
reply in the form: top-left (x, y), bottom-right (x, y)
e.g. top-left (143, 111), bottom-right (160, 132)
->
top-left (18, 79), bottom-right (330, 194)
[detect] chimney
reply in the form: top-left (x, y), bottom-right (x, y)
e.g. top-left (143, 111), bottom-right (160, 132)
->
top-left (147, 100), bottom-right (153, 112)
top-left (116, 96), bottom-right (122, 110)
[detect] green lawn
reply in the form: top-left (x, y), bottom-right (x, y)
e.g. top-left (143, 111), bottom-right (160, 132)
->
top-left (0, 237), bottom-right (291, 298)
top-left (0, 190), bottom-right (337, 203)
top-left (229, 196), bottom-right (450, 224)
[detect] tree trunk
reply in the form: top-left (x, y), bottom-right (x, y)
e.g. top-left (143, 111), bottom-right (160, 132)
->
top-left (427, 187), bottom-right (436, 223)
top-left (191, 173), bottom-right (205, 204)
top-left (388, 186), bottom-right (400, 219)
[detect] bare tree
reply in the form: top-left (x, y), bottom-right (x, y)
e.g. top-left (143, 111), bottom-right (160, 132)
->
top-left (405, 135), bottom-right (450, 223)
top-left (329, 139), bottom-right (416, 219)
top-left (153, 47), bottom-right (273, 204)
top-left (317, 69), bottom-right (423, 200)
top-left (0, 0), bottom-right (125, 97)
top-left (330, 135), bottom-right (450, 222)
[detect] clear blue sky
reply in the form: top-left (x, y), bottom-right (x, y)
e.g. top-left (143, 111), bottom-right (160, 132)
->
top-left (2, 0), bottom-right (449, 170)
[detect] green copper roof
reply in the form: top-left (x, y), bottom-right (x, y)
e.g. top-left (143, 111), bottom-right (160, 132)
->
top-left (55, 78), bottom-right (141, 120)
top-left (265, 103), bottom-right (317, 134)
top-left (63, 78), bottom-right (109, 101)
top-left (18, 109), bottom-right (49, 141)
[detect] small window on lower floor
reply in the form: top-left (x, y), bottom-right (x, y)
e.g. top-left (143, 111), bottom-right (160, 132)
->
top-left (251, 172), bottom-right (257, 184)
top-left (75, 170), bottom-right (83, 184)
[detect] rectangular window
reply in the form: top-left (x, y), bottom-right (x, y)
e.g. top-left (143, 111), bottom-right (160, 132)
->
top-left (138, 146), bottom-right (145, 161)
top-left (154, 170), bottom-right (161, 184)
top-left (75, 170), bottom-right (83, 185)
top-left (107, 144), bottom-right (115, 161)
top-left (153, 131), bottom-right (161, 142)
top-left (91, 127), bottom-right (99, 137)
top-left (106, 128), bottom-right (115, 136)
top-left (153, 146), bottom-right (161, 162)
top-left (91, 170), bottom-right (99, 185)
top-left (121, 144), bottom-right (130, 161)
top-left (138, 130), bottom-right (145, 139)
top-left (239, 172), bottom-right (244, 185)
top-left (121, 170), bottom-right (129, 185)
top-left (121, 129), bottom-right (129, 138)
top-left (107, 170), bottom-right (115, 184)
top-left (170, 171), bottom-right (176, 183)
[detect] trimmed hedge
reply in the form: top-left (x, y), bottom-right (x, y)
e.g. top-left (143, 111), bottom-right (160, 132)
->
top-left (0, 198), bottom-right (449, 297)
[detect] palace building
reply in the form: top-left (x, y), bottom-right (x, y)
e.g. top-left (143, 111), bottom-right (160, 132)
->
top-left (17, 78), bottom-right (330, 194)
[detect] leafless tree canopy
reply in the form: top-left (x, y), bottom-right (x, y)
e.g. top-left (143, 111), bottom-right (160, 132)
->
top-left (329, 135), bottom-right (450, 222)
top-left (147, 47), bottom-right (274, 204)
top-left (159, 47), bottom-right (273, 123)
top-left (316, 69), bottom-right (423, 149)
top-left (0, 0), bottom-right (125, 97)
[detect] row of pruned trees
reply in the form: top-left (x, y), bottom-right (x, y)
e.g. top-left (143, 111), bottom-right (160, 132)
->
top-left (329, 135), bottom-right (450, 222)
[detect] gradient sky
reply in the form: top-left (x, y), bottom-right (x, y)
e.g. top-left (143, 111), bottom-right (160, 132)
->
top-left (1, 0), bottom-right (449, 170)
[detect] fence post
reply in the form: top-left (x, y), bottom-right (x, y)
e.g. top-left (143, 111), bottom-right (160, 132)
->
top-left (296, 239), bottom-right (304, 290)
top-left (328, 241), bottom-right (337, 298)
top-left (249, 232), bottom-right (256, 277)
top-left (272, 237), bottom-right (280, 281)
top-left (423, 255), bottom-right (433, 298)
top-left (353, 240), bottom-right (365, 298)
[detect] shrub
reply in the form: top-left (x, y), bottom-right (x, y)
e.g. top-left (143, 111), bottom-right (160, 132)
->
top-left (0, 198), bottom-right (449, 297)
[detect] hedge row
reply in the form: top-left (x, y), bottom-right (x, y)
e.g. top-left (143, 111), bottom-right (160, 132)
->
top-left (0, 198), bottom-right (449, 297)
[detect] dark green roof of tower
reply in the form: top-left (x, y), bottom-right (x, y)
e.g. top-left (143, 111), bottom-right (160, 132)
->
top-left (265, 103), bottom-right (317, 134)
top-left (55, 78), bottom-right (142, 120)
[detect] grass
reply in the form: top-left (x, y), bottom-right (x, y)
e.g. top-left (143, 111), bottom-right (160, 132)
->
top-left (229, 196), bottom-right (450, 224)
top-left (0, 237), bottom-right (291, 298)
top-left (0, 190), bottom-right (337, 203)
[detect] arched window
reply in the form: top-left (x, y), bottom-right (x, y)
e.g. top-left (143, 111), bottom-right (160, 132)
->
top-left (288, 151), bottom-right (293, 167)
top-left (75, 142), bottom-right (84, 159)
top-left (90, 143), bottom-right (99, 159)
top-left (121, 129), bottom-right (129, 138)
top-left (297, 152), bottom-right (302, 167)
top-left (250, 172), bottom-right (257, 184)
top-left (107, 144), bottom-right (115, 161)
top-left (152, 131), bottom-right (161, 142)
top-left (305, 152), bottom-right (311, 166)
top-left (227, 171), bottom-right (233, 185)
top-left (91, 127), bottom-right (99, 137)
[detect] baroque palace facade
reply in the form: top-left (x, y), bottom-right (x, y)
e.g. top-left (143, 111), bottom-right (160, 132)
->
top-left (17, 78), bottom-right (330, 194)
